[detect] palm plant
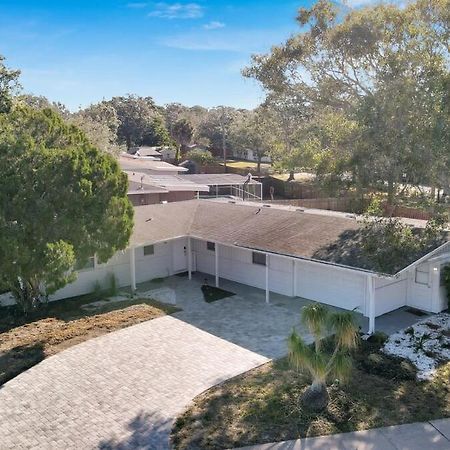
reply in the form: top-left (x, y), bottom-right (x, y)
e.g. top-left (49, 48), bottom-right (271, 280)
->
top-left (288, 303), bottom-right (359, 411)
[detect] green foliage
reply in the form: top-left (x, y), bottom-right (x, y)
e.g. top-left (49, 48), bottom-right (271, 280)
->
top-left (0, 105), bottom-right (134, 313)
top-left (245, 0), bottom-right (450, 202)
top-left (361, 211), bottom-right (447, 274)
top-left (0, 55), bottom-right (20, 113)
top-left (185, 149), bottom-right (214, 165)
top-left (288, 303), bottom-right (359, 406)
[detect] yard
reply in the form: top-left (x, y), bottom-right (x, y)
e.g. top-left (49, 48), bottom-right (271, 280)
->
top-left (171, 336), bottom-right (450, 450)
top-left (0, 292), bottom-right (178, 386)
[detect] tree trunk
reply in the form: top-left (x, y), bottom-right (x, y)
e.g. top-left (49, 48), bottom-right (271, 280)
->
top-left (257, 156), bottom-right (261, 175)
top-left (387, 177), bottom-right (395, 205)
top-left (300, 381), bottom-right (329, 412)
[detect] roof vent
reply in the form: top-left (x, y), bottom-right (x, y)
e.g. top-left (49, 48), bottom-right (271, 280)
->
top-left (228, 200), bottom-right (236, 204)
top-left (262, 204), bottom-right (271, 208)
top-left (296, 208), bottom-right (305, 212)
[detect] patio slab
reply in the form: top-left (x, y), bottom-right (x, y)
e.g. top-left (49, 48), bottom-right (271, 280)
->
top-left (135, 273), bottom-right (428, 358)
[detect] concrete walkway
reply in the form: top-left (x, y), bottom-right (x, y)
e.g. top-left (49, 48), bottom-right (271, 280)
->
top-left (239, 419), bottom-right (450, 450)
top-left (0, 316), bottom-right (268, 449)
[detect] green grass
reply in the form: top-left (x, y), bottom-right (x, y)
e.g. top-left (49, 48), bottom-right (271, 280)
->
top-left (201, 285), bottom-right (235, 303)
top-left (171, 338), bottom-right (450, 449)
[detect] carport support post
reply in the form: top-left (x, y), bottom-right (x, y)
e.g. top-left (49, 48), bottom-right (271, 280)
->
top-left (265, 254), bottom-right (270, 304)
top-left (187, 237), bottom-right (192, 280)
top-left (368, 275), bottom-right (375, 334)
top-left (130, 247), bottom-right (136, 294)
top-left (215, 243), bottom-right (219, 287)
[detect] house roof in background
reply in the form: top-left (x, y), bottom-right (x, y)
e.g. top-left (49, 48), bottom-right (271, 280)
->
top-left (125, 171), bottom-right (209, 193)
top-left (129, 146), bottom-right (162, 157)
top-left (181, 173), bottom-right (259, 186)
top-left (118, 154), bottom-right (187, 173)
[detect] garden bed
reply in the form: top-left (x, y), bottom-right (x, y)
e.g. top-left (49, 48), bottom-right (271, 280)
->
top-left (0, 294), bottom-right (179, 386)
top-left (171, 338), bottom-right (450, 450)
top-left (383, 313), bottom-right (450, 380)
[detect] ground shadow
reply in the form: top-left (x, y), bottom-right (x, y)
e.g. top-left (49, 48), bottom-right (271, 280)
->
top-left (98, 411), bottom-right (172, 450)
top-left (0, 342), bottom-right (45, 387)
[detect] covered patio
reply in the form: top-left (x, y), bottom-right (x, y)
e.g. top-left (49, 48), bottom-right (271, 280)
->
top-left (132, 273), bottom-right (429, 359)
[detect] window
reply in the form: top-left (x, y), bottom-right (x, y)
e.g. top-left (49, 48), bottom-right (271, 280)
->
top-left (207, 241), bottom-right (215, 251)
top-left (252, 251), bottom-right (266, 266)
top-left (75, 256), bottom-right (95, 271)
top-left (415, 266), bottom-right (429, 285)
top-left (143, 245), bottom-right (154, 256)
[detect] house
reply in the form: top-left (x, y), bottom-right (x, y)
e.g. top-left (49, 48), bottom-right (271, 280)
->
top-left (128, 146), bottom-right (162, 159)
top-left (118, 153), bottom-right (187, 175)
top-left (232, 148), bottom-right (271, 163)
top-left (48, 200), bottom-right (450, 332)
top-left (126, 171), bottom-right (209, 205)
top-left (180, 173), bottom-right (263, 200)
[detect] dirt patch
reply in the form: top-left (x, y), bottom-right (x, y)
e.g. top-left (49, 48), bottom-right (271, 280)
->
top-left (0, 298), bottom-right (179, 386)
top-left (171, 340), bottom-right (450, 450)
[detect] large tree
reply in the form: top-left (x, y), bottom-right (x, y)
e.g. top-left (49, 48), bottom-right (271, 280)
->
top-left (0, 55), bottom-right (20, 113)
top-left (245, 0), bottom-right (450, 203)
top-left (0, 106), bottom-right (134, 313)
top-left (103, 95), bottom-right (170, 149)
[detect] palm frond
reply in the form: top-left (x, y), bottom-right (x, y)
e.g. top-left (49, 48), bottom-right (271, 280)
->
top-left (301, 303), bottom-right (328, 342)
top-left (329, 352), bottom-right (353, 382)
top-left (328, 311), bottom-right (359, 350)
top-left (288, 329), bottom-right (327, 383)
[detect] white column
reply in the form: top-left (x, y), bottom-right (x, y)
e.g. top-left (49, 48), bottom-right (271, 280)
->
top-left (215, 243), bottom-right (219, 287)
top-left (367, 275), bottom-right (375, 334)
top-left (430, 264), bottom-right (441, 312)
top-left (291, 259), bottom-right (297, 297)
top-left (265, 254), bottom-right (270, 304)
top-left (130, 247), bottom-right (136, 293)
top-left (187, 237), bottom-right (192, 280)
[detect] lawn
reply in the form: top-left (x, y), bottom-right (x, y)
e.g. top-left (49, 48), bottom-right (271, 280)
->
top-left (0, 293), bottom-right (179, 386)
top-left (171, 337), bottom-right (450, 449)
top-left (224, 160), bottom-right (272, 171)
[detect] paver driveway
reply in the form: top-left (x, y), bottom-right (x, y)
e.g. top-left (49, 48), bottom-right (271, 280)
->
top-left (0, 316), bottom-right (268, 449)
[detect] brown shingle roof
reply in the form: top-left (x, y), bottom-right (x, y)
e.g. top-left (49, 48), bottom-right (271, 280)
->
top-left (129, 200), bottom-right (447, 274)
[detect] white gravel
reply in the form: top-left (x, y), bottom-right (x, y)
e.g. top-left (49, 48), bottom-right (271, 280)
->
top-left (383, 313), bottom-right (450, 380)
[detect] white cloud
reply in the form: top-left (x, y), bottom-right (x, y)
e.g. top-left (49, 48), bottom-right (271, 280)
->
top-left (149, 2), bottom-right (204, 19)
top-left (203, 21), bottom-right (225, 30)
top-left (127, 2), bottom-right (148, 8)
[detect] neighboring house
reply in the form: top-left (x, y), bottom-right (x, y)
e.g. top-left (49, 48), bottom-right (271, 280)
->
top-left (128, 146), bottom-right (162, 159)
top-left (232, 148), bottom-right (271, 163)
top-left (181, 173), bottom-right (263, 200)
top-left (44, 200), bottom-right (449, 332)
top-left (126, 171), bottom-right (209, 205)
top-left (118, 153), bottom-right (187, 175)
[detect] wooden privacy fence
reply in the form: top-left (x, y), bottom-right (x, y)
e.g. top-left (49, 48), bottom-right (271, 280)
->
top-left (265, 197), bottom-right (433, 220)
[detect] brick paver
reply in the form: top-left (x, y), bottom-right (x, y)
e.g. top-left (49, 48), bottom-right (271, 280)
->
top-left (0, 316), bottom-right (268, 449)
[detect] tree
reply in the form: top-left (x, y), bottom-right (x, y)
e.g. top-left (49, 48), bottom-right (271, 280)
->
top-left (288, 303), bottom-right (359, 411)
top-left (0, 106), bottom-right (134, 313)
top-left (230, 107), bottom-right (273, 173)
top-left (71, 102), bottom-right (122, 155)
top-left (171, 118), bottom-right (194, 160)
top-left (105, 95), bottom-right (170, 149)
top-left (185, 149), bottom-right (214, 166)
top-left (0, 55), bottom-right (20, 113)
top-left (244, 0), bottom-right (450, 202)
top-left (361, 198), bottom-right (447, 274)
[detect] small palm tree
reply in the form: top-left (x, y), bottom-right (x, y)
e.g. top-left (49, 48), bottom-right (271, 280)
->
top-left (288, 303), bottom-right (359, 411)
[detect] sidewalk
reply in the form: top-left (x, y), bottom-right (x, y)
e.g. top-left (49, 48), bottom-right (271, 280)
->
top-left (239, 419), bottom-right (450, 450)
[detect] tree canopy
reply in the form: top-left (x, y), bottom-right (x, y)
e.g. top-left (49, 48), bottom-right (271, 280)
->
top-left (0, 105), bottom-right (133, 312)
top-left (245, 0), bottom-right (450, 201)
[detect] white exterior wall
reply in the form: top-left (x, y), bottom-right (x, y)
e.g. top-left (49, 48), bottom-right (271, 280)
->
top-left (294, 260), bottom-right (367, 315)
top-left (373, 276), bottom-right (407, 316)
top-left (406, 262), bottom-right (433, 311)
top-left (192, 239), bottom-right (293, 296)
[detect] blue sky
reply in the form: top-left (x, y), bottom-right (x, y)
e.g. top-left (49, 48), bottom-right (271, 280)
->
top-left (0, 0), bottom-right (362, 111)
